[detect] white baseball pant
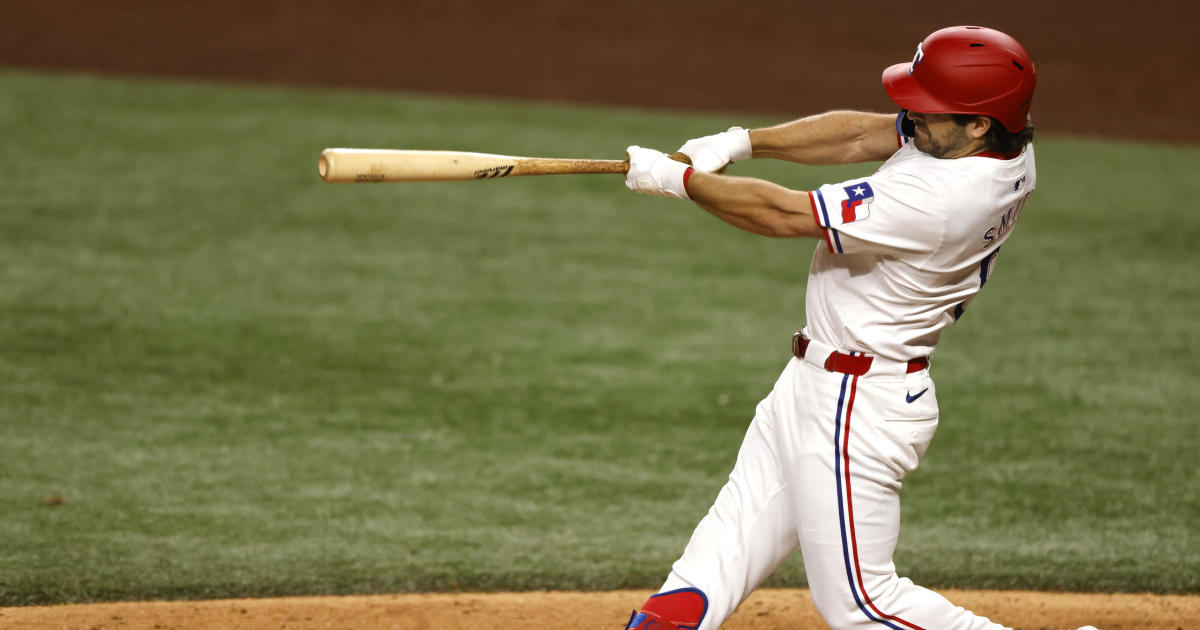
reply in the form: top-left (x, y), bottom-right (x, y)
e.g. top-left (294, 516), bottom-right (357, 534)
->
top-left (658, 356), bottom-right (1011, 630)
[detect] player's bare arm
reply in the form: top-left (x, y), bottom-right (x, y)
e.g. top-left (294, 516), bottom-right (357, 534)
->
top-left (624, 146), bottom-right (821, 239)
top-left (676, 111), bottom-right (899, 173)
top-left (686, 171), bottom-right (821, 238)
top-left (748, 110), bottom-right (899, 165)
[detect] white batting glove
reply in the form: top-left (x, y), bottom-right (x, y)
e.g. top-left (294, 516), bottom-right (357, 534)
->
top-left (677, 127), bottom-right (752, 173)
top-left (625, 146), bottom-right (692, 199)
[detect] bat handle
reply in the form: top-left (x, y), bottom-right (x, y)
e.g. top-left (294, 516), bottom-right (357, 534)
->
top-left (620, 151), bottom-right (692, 172)
top-left (664, 151), bottom-right (726, 175)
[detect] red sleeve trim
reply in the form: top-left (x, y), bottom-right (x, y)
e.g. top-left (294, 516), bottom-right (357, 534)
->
top-left (807, 190), bottom-right (834, 253)
top-left (682, 166), bottom-right (694, 195)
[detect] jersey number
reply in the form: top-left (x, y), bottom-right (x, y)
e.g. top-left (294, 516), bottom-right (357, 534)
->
top-left (952, 247), bottom-right (1001, 320)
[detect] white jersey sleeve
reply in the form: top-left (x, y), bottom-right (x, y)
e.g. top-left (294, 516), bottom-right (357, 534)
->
top-left (809, 164), bottom-right (945, 261)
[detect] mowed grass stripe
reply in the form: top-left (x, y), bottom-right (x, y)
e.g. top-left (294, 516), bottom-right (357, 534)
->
top-left (0, 70), bottom-right (1196, 604)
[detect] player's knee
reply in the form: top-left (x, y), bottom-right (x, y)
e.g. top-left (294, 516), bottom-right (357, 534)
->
top-left (624, 588), bottom-right (709, 630)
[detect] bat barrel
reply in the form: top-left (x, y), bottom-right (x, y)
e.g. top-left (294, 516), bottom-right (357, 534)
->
top-left (317, 148), bottom-right (628, 183)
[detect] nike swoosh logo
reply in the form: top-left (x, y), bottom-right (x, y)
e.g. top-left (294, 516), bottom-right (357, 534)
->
top-left (906, 388), bottom-right (929, 403)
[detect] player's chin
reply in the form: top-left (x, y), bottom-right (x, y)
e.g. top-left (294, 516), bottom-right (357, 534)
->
top-left (914, 137), bottom-right (951, 159)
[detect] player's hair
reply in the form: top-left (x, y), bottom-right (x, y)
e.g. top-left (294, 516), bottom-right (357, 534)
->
top-left (952, 114), bottom-right (1035, 155)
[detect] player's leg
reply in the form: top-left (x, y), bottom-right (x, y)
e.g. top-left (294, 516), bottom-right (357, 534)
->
top-left (788, 369), bottom-right (1010, 630)
top-left (626, 360), bottom-right (804, 630)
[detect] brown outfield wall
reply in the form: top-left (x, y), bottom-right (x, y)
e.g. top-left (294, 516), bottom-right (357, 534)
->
top-left (2, 0), bottom-right (1198, 144)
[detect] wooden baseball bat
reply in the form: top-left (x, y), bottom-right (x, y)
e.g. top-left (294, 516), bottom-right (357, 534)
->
top-left (317, 148), bottom-right (691, 183)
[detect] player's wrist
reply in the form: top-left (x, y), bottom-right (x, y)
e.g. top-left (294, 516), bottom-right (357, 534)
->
top-left (678, 127), bottom-right (752, 173)
top-left (654, 157), bottom-right (692, 199)
top-left (722, 127), bottom-right (753, 162)
top-left (625, 146), bottom-right (693, 200)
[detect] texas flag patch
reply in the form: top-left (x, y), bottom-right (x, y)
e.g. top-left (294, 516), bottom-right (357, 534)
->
top-left (840, 182), bottom-right (874, 223)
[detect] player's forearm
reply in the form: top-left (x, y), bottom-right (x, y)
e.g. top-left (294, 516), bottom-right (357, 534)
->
top-left (686, 171), bottom-right (822, 238)
top-left (749, 110), bottom-right (898, 165)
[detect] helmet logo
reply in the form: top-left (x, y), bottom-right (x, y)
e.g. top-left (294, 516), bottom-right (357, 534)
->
top-left (909, 43), bottom-right (925, 74)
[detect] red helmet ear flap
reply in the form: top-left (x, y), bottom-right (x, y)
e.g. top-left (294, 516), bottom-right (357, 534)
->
top-left (882, 26), bottom-right (1036, 132)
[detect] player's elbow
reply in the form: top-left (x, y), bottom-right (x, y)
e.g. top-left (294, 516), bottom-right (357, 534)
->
top-left (762, 192), bottom-right (822, 238)
top-left (845, 112), bottom-right (903, 163)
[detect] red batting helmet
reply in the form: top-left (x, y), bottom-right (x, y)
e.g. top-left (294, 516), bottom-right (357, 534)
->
top-left (882, 26), bottom-right (1036, 132)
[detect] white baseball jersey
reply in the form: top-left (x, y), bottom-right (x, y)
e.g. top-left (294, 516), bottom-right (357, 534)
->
top-left (805, 141), bottom-right (1036, 361)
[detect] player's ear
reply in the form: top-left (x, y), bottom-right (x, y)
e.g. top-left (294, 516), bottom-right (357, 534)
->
top-left (967, 116), bottom-right (992, 139)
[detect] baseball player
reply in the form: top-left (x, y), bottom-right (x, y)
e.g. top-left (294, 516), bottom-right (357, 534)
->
top-left (620, 26), bottom-right (1099, 630)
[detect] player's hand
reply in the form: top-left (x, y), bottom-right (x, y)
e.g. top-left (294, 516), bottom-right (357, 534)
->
top-left (625, 146), bottom-right (693, 199)
top-left (677, 127), bottom-right (752, 173)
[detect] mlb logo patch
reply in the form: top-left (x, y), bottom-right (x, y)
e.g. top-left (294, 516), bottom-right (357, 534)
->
top-left (840, 182), bottom-right (874, 223)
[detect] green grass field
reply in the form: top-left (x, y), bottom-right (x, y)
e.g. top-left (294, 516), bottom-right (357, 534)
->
top-left (1, 69), bottom-right (1197, 605)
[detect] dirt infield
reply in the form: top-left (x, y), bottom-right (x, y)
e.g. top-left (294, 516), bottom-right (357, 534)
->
top-left (3, 589), bottom-right (1198, 630)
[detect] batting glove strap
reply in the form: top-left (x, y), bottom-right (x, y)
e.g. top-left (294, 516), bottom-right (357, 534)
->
top-left (626, 146), bottom-right (693, 199)
top-left (677, 127), bottom-right (752, 173)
